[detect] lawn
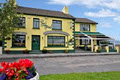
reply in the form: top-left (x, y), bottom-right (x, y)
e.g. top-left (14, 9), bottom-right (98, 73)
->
top-left (40, 71), bottom-right (120, 80)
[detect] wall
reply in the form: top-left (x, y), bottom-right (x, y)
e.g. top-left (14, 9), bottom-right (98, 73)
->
top-left (5, 14), bottom-right (74, 51)
top-left (75, 23), bottom-right (97, 32)
top-left (75, 23), bottom-right (97, 48)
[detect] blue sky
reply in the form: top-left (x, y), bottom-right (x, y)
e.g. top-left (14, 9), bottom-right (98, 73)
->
top-left (1, 0), bottom-right (120, 41)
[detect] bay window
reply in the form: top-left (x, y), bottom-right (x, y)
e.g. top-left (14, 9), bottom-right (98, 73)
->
top-left (48, 36), bottom-right (65, 47)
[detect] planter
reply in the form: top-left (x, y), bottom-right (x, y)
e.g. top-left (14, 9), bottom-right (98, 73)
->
top-left (29, 72), bottom-right (39, 80)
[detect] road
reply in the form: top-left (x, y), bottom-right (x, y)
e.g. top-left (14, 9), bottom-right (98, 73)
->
top-left (1, 55), bottom-right (120, 75)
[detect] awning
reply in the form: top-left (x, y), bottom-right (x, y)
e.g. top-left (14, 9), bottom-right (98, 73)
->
top-left (74, 32), bottom-right (113, 40)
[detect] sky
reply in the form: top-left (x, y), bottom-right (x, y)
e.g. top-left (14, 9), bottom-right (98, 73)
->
top-left (1, 0), bottom-right (120, 41)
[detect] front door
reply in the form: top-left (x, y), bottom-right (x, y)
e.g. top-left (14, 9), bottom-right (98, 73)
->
top-left (32, 35), bottom-right (40, 50)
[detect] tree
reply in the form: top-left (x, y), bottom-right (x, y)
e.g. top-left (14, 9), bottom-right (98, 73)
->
top-left (0, 0), bottom-right (19, 39)
top-left (0, 0), bottom-right (20, 53)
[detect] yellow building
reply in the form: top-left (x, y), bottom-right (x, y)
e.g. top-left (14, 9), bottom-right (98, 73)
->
top-left (4, 5), bottom-right (75, 53)
top-left (3, 1), bottom-right (117, 53)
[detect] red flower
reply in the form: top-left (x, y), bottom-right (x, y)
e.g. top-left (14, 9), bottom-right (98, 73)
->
top-left (0, 59), bottom-right (35, 80)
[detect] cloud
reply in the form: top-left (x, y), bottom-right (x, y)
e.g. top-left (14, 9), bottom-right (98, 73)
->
top-left (85, 9), bottom-right (118, 18)
top-left (113, 16), bottom-right (120, 24)
top-left (47, 0), bottom-right (76, 5)
top-left (100, 22), bottom-right (112, 28)
top-left (48, 0), bottom-right (120, 10)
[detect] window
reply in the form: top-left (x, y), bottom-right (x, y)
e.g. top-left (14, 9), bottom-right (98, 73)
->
top-left (18, 17), bottom-right (25, 27)
top-left (12, 34), bottom-right (26, 47)
top-left (52, 20), bottom-right (62, 30)
top-left (33, 18), bottom-right (39, 28)
top-left (80, 37), bottom-right (90, 45)
top-left (48, 36), bottom-right (65, 47)
top-left (80, 24), bottom-right (90, 31)
top-left (0, 40), bottom-right (2, 47)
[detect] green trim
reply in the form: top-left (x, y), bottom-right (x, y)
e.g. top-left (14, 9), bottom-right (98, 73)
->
top-left (4, 51), bottom-right (25, 54)
top-left (11, 46), bottom-right (26, 48)
top-left (74, 32), bottom-right (103, 35)
top-left (73, 19), bottom-right (76, 51)
top-left (3, 50), bottom-right (75, 54)
top-left (47, 45), bottom-right (65, 47)
top-left (47, 50), bottom-right (75, 53)
top-left (109, 49), bottom-right (117, 52)
top-left (100, 49), bottom-right (107, 52)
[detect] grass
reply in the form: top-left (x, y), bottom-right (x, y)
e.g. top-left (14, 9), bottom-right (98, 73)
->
top-left (40, 71), bottom-right (120, 80)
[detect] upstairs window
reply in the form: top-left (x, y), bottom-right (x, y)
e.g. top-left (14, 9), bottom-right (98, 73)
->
top-left (33, 18), bottom-right (39, 29)
top-left (18, 17), bottom-right (25, 27)
top-left (80, 24), bottom-right (90, 31)
top-left (52, 20), bottom-right (62, 30)
top-left (12, 34), bottom-right (26, 47)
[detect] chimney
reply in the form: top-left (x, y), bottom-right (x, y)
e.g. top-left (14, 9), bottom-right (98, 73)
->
top-left (62, 6), bottom-right (69, 14)
top-left (9, 0), bottom-right (17, 7)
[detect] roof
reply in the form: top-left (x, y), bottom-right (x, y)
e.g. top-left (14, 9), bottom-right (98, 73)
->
top-left (16, 6), bottom-right (75, 19)
top-left (75, 18), bottom-right (98, 24)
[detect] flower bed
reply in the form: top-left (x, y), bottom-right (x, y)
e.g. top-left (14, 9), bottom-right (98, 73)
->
top-left (0, 59), bottom-right (38, 80)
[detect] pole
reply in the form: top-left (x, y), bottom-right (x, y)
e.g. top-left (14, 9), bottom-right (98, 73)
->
top-left (91, 39), bottom-right (94, 52)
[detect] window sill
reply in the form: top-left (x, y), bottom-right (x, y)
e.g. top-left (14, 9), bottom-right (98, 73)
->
top-left (33, 28), bottom-right (40, 29)
top-left (45, 46), bottom-right (66, 48)
top-left (11, 47), bottom-right (26, 48)
top-left (52, 29), bottom-right (62, 30)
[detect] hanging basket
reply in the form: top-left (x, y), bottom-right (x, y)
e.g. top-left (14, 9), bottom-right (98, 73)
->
top-left (29, 72), bottom-right (39, 80)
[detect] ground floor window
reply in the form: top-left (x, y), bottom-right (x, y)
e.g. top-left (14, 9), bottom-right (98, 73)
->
top-left (47, 36), bottom-right (65, 47)
top-left (12, 34), bottom-right (26, 47)
top-left (80, 37), bottom-right (91, 45)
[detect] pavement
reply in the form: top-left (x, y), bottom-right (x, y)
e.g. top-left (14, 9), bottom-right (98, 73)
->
top-left (0, 52), bottom-right (119, 60)
top-left (0, 52), bottom-right (120, 75)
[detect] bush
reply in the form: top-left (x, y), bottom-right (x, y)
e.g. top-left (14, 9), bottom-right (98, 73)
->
top-left (42, 49), bottom-right (47, 54)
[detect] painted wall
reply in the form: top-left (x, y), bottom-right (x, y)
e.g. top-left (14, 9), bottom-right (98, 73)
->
top-left (75, 23), bottom-right (97, 48)
top-left (75, 23), bottom-right (97, 32)
top-left (5, 14), bottom-right (74, 51)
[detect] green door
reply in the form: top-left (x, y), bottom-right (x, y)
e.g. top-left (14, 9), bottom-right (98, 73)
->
top-left (32, 35), bottom-right (40, 50)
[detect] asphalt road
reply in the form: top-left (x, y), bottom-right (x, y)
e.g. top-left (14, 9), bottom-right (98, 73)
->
top-left (1, 55), bottom-right (120, 75)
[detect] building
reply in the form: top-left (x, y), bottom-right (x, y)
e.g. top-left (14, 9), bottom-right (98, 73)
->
top-left (74, 18), bottom-right (117, 53)
top-left (3, 0), bottom-right (118, 54)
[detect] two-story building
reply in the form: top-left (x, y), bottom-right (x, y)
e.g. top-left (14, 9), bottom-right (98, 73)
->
top-left (4, 5), bottom-right (75, 53)
top-left (3, 0), bottom-right (117, 54)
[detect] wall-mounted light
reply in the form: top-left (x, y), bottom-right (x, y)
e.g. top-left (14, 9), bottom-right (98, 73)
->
top-left (27, 36), bottom-right (29, 39)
